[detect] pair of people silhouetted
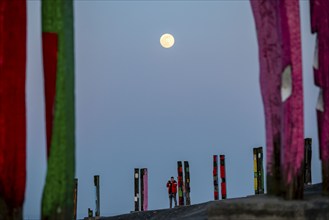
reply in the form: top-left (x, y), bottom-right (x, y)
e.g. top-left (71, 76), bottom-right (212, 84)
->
top-left (166, 176), bottom-right (177, 208)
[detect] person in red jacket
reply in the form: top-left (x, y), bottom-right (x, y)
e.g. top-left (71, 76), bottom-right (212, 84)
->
top-left (166, 176), bottom-right (177, 208)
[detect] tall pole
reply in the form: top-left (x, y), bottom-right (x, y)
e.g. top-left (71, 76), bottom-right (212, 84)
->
top-left (140, 169), bottom-right (145, 211)
top-left (134, 168), bottom-right (140, 211)
top-left (304, 138), bottom-right (312, 185)
top-left (184, 161), bottom-right (191, 205)
top-left (142, 168), bottom-right (148, 211)
top-left (41, 0), bottom-right (76, 218)
top-left (220, 155), bottom-right (227, 199)
top-left (253, 148), bottom-right (258, 194)
top-left (257, 147), bottom-right (264, 194)
top-left (73, 178), bottom-right (78, 220)
top-left (213, 155), bottom-right (219, 200)
top-left (0, 1), bottom-right (27, 218)
top-left (94, 175), bottom-right (100, 217)
top-left (310, 0), bottom-right (329, 196)
top-left (177, 161), bottom-right (184, 206)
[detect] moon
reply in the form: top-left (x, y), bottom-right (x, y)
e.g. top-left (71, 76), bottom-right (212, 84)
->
top-left (160, 33), bottom-right (175, 48)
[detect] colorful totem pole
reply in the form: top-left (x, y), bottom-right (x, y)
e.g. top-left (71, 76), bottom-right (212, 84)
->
top-left (41, 0), bottom-right (75, 218)
top-left (220, 155), bottom-right (227, 199)
top-left (134, 168), bottom-right (140, 211)
top-left (73, 178), bottom-right (78, 220)
top-left (213, 155), bottom-right (219, 200)
top-left (304, 138), bottom-right (312, 185)
top-left (250, 0), bottom-right (304, 199)
top-left (177, 161), bottom-right (184, 206)
top-left (253, 147), bottom-right (264, 194)
top-left (0, 0), bottom-right (27, 218)
top-left (310, 0), bottom-right (329, 195)
top-left (184, 161), bottom-right (191, 205)
top-left (94, 175), bottom-right (100, 217)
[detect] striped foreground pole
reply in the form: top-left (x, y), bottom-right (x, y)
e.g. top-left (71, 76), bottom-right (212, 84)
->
top-left (0, 1), bottom-right (27, 218)
top-left (304, 138), bottom-right (312, 185)
top-left (94, 175), bottom-right (100, 217)
top-left (184, 161), bottom-right (191, 205)
top-left (41, 0), bottom-right (76, 218)
top-left (177, 161), bottom-right (184, 206)
top-left (220, 155), bottom-right (227, 199)
top-left (253, 147), bottom-right (264, 194)
top-left (213, 155), bottom-right (219, 200)
top-left (134, 168), bottom-right (140, 211)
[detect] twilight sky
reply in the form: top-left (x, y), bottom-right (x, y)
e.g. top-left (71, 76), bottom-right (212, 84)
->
top-left (25, 1), bottom-right (318, 219)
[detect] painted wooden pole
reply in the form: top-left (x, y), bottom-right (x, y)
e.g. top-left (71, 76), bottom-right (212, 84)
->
top-left (253, 148), bottom-right (259, 194)
top-left (256, 147), bottom-right (264, 194)
top-left (177, 161), bottom-right (184, 206)
top-left (140, 169), bottom-right (145, 211)
top-left (88, 208), bottom-right (93, 217)
top-left (184, 161), bottom-right (191, 205)
top-left (73, 178), bottom-right (78, 220)
top-left (41, 0), bottom-right (76, 218)
top-left (140, 168), bottom-right (148, 211)
top-left (220, 155), bottom-right (227, 199)
top-left (254, 147), bottom-right (264, 194)
top-left (213, 155), bottom-right (219, 200)
top-left (142, 168), bottom-right (148, 211)
top-left (0, 0), bottom-right (27, 218)
top-left (250, 0), bottom-right (304, 199)
top-left (94, 175), bottom-right (100, 217)
top-left (310, 0), bottom-right (329, 196)
top-left (134, 168), bottom-right (140, 211)
top-left (304, 138), bottom-right (312, 185)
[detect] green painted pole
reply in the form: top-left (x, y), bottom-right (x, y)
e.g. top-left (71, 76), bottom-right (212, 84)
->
top-left (41, 0), bottom-right (75, 219)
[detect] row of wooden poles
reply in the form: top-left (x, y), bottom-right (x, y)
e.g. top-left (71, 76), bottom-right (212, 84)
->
top-left (250, 138), bottom-right (313, 196)
top-left (76, 138), bottom-right (313, 218)
top-left (73, 175), bottom-right (101, 219)
top-left (133, 161), bottom-right (191, 211)
top-left (214, 138), bottom-right (313, 199)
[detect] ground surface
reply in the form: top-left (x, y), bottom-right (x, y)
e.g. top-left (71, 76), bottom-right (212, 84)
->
top-left (85, 183), bottom-right (329, 220)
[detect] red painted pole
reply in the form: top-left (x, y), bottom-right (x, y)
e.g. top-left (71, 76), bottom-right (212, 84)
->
top-left (177, 161), bottom-right (184, 206)
top-left (220, 155), bottom-right (227, 199)
top-left (213, 155), bottom-right (219, 200)
top-left (0, 1), bottom-right (27, 218)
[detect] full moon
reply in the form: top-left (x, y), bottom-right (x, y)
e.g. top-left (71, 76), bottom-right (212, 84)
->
top-left (160, 33), bottom-right (175, 48)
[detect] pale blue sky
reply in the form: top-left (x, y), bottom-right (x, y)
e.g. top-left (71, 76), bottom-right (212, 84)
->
top-left (25, 1), bottom-right (318, 219)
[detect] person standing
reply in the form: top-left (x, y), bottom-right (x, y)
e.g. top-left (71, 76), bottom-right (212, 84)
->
top-left (166, 176), bottom-right (177, 208)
